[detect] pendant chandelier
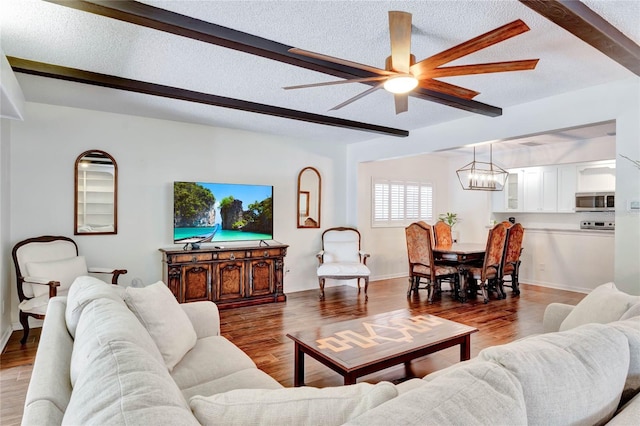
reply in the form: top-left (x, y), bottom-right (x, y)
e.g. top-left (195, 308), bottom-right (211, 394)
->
top-left (456, 144), bottom-right (508, 191)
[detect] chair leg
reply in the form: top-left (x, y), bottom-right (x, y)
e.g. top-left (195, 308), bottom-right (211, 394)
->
top-left (480, 280), bottom-right (489, 303)
top-left (495, 278), bottom-right (506, 299)
top-left (318, 278), bottom-right (325, 301)
top-left (407, 276), bottom-right (414, 297)
top-left (512, 268), bottom-right (521, 296)
top-left (19, 311), bottom-right (30, 345)
top-left (357, 278), bottom-right (361, 294)
top-left (364, 278), bottom-right (369, 301)
top-left (427, 279), bottom-right (436, 303)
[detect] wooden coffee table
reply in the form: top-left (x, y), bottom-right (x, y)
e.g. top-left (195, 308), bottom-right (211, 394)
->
top-left (286, 309), bottom-right (478, 386)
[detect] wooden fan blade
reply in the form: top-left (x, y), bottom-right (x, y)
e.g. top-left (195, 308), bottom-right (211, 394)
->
top-left (410, 20), bottom-right (531, 77)
top-left (428, 59), bottom-right (539, 78)
top-left (289, 48), bottom-right (393, 75)
top-left (329, 82), bottom-right (385, 111)
top-left (389, 11), bottom-right (412, 73)
top-left (394, 94), bottom-right (408, 114)
top-left (283, 76), bottom-right (389, 90)
top-left (418, 79), bottom-right (480, 100)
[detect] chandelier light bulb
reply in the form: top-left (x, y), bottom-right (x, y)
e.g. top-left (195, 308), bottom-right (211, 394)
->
top-left (384, 74), bottom-right (419, 94)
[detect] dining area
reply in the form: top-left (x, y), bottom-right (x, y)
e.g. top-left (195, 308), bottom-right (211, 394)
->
top-left (405, 219), bottom-right (525, 304)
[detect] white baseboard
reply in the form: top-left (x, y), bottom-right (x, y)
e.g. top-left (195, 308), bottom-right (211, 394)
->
top-left (522, 280), bottom-right (591, 294)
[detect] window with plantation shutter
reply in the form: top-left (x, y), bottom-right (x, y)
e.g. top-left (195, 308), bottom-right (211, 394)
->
top-left (372, 179), bottom-right (433, 227)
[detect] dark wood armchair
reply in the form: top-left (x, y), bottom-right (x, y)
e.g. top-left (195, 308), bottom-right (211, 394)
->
top-left (12, 235), bottom-right (127, 345)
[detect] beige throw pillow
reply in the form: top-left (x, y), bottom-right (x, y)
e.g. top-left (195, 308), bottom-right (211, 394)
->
top-left (65, 275), bottom-right (125, 338)
top-left (124, 281), bottom-right (197, 371)
top-left (26, 256), bottom-right (88, 298)
top-left (560, 282), bottom-right (640, 331)
top-left (189, 382), bottom-right (398, 425)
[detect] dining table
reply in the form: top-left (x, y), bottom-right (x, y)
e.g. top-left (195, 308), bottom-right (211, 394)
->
top-left (433, 242), bottom-right (486, 301)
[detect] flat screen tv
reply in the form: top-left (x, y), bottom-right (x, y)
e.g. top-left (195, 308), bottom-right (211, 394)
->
top-left (173, 181), bottom-right (273, 244)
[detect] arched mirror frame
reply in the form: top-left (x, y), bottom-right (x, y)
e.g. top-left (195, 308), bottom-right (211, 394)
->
top-left (74, 149), bottom-right (118, 235)
top-left (297, 167), bottom-right (321, 229)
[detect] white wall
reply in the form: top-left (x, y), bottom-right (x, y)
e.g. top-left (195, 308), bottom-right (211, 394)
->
top-left (347, 78), bottom-right (640, 295)
top-left (357, 154), bottom-right (452, 281)
top-left (5, 102), bottom-right (348, 327)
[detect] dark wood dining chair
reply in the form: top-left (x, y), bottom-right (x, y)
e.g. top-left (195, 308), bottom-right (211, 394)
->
top-left (405, 222), bottom-right (459, 302)
top-left (433, 221), bottom-right (453, 246)
top-left (499, 223), bottom-right (525, 296)
top-left (466, 223), bottom-right (508, 303)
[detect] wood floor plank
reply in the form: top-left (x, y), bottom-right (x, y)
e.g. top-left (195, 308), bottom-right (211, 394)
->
top-left (0, 278), bottom-right (584, 424)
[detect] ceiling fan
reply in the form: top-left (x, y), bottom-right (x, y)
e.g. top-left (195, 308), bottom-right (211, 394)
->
top-left (284, 11), bottom-right (539, 114)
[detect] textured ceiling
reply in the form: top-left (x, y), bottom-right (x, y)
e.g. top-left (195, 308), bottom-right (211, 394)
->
top-left (1, 0), bottom-right (638, 145)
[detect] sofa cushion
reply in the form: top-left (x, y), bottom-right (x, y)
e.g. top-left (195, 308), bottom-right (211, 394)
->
top-left (479, 323), bottom-right (630, 425)
top-left (181, 368), bottom-right (283, 401)
top-left (26, 255), bottom-right (88, 298)
top-left (346, 361), bottom-right (527, 425)
top-left (65, 275), bottom-right (125, 338)
top-left (607, 391), bottom-right (640, 426)
top-left (63, 340), bottom-right (199, 426)
top-left (171, 335), bottom-right (258, 392)
top-left (559, 282), bottom-right (640, 331)
top-left (189, 382), bottom-right (397, 426)
top-left (124, 281), bottom-right (197, 371)
top-left (620, 303), bottom-right (640, 321)
top-left (609, 318), bottom-right (640, 405)
top-left (70, 298), bottom-right (164, 387)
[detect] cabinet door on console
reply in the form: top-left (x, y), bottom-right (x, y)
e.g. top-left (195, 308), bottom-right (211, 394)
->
top-left (182, 264), bottom-right (211, 302)
top-left (216, 261), bottom-right (245, 300)
top-left (166, 266), bottom-right (183, 302)
top-left (248, 259), bottom-right (275, 297)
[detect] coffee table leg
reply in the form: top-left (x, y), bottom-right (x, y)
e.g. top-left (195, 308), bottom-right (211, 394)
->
top-left (344, 374), bottom-right (357, 385)
top-left (294, 343), bottom-right (305, 387)
top-left (460, 334), bottom-right (471, 361)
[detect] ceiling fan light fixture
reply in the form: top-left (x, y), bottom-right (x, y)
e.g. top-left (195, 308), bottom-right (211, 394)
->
top-left (383, 74), bottom-right (418, 94)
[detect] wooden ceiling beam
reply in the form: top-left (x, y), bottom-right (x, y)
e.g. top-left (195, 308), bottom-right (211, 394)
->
top-left (8, 57), bottom-right (409, 137)
top-left (44, 0), bottom-right (502, 117)
top-left (519, 0), bottom-right (640, 76)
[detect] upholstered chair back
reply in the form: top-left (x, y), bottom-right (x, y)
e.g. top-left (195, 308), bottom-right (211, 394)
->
top-left (433, 221), bottom-right (453, 246)
top-left (481, 223), bottom-right (508, 280)
top-left (405, 222), bottom-right (434, 268)
top-left (503, 223), bottom-right (525, 274)
top-left (321, 228), bottom-right (361, 263)
top-left (14, 237), bottom-right (82, 299)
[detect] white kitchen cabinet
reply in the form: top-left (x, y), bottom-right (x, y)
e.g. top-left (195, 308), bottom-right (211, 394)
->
top-left (576, 160), bottom-right (616, 192)
top-left (557, 164), bottom-right (577, 212)
top-left (523, 167), bottom-right (558, 212)
top-left (492, 160), bottom-right (612, 213)
top-left (492, 169), bottom-right (523, 212)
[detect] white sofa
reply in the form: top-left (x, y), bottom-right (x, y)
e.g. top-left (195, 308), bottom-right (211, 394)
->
top-left (22, 278), bottom-right (640, 425)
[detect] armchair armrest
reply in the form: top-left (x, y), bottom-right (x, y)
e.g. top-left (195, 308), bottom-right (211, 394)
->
top-left (23, 276), bottom-right (60, 298)
top-left (87, 267), bottom-right (128, 284)
top-left (316, 250), bottom-right (325, 265)
top-left (180, 301), bottom-right (220, 338)
top-left (543, 303), bottom-right (575, 333)
top-left (359, 251), bottom-right (370, 265)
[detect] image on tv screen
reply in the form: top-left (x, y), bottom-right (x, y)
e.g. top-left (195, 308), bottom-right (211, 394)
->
top-left (173, 181), bottom-right (273, 244)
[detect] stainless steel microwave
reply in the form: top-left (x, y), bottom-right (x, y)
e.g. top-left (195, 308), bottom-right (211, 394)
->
top-left (575, 192), bottom-right (615, 211)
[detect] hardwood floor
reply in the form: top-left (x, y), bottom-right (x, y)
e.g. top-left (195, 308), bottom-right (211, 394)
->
top-left (0, 278), bottom-right (584, 425)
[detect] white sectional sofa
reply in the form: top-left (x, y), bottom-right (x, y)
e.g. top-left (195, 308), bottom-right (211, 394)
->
top-left (22, 278), bottom-right (640, 425)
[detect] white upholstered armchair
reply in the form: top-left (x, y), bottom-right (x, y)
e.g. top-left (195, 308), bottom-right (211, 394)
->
top-left (12, 235), bottom-right (127, 344)
top-left (316, 227), bottom-right (370, 301)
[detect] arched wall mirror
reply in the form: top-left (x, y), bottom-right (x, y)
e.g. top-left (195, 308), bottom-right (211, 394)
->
top-left (297, 166), bottom-right (321, 228)
top-left (74, 150), bottom-right (118, 235)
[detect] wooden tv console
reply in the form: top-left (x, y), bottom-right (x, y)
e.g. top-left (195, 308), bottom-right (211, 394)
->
top-left (159, 243), bottom-right (288, 309)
